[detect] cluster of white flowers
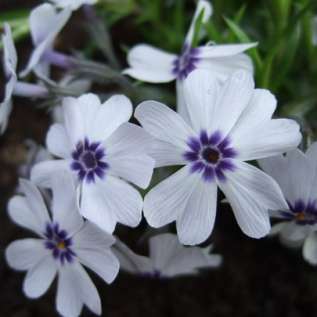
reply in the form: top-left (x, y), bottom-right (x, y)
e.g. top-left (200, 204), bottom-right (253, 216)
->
top-left (1, 0), bottom-right (316, 316)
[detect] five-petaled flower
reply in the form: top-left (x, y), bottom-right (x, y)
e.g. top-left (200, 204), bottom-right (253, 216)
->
top-left (114, 233), bottom-right (222, 278)
top-left (31, 93), bottom-right (155, 233)
top-left (135, 69), bottom-right (302, 245)
top-left (259, 143), bottom-right (317, 265)
top-left (5, 174), bottom-right (119, 317)
top-left (123, 0), bottom-right (256, 121)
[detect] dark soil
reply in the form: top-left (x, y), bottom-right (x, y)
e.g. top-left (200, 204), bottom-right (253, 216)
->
top-left (1, 1), bottom-right (317, 317)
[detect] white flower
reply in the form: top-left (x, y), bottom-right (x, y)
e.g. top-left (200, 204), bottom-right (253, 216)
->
top-left (135, 69), bottom-right (302, 245)
top-left (49, 0), bottom-right (97, 10)
top-left (0, 23), bottom-right (17, 134)
top-left (259, 143), bottom-right (317, 265)
top-left (113, 233), bottom-right (222, 278)
top-left (123, 0), bottom-right (256, 121)
top-left (31, 93), bottom-right (155, 233)
top-left (20, 4), bottom-right (71, 78)
top-left (5, 174), bottom-right (119, 317)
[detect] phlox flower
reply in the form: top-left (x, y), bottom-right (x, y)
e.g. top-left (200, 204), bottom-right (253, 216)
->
top-left (20, 3), bottom-right (72, 78)
top-left (114, 233), bottom-right (222, 278)
top-left (49, 0), bottom-right (97, 10)
top-left (135, 69), bottom-right (302, 245)
top-left (0, 24), bottom-right (48, 134)
top-left (5, 174), bottom-right (119, 317)
top-left (259, 143), bottom-right (317, 265)
top-left (124, 0), bottom-right (256, 121)
top-left (31, 93), bottom-right (155, 233)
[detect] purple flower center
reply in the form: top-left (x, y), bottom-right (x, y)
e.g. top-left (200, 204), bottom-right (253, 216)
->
top-left (71, 138), bottom-right (109, 183)
top-left (44, 223), bottom-right (75, 265)
top-left (184, 130), bottom-right (237, 182)
top-left (280, 199), bottom-right (317, 225)
top-left (172, 45), bottom-right (200, 80)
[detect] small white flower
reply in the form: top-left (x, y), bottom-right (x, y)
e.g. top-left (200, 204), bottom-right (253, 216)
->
top-left (20, 4), bottom-right (72, 78)
top-left (114, 233), bottom-right (222, 278)
top-left (31, 93), bottom-right (155, 233)
top-left (135, 69), bottom-right (302, 245)
top-left (123, 0), bottom-right (256, 121)
top-left (49, 0), bottom-right (97, 10)
top-left (0, 23), bottom-right (17, 134)
top-left (259, 143), bottom-right (317, 265)
top-left (5, 174), bottom-right (119, 317)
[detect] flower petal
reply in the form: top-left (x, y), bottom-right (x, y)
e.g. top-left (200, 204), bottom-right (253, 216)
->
top-left (31, 159), bottom-right (71, 188)
top-left (183, 69), bottom-right (220, 133)
top-left (144, 166), bottom-right (200, 228)
top-left (176, 179), bottom-right (217, 245)
top-left (303, 232), bottom-right (317, 265)
top-left (212, 70), bottom-right (254, 137)
top-left (23, 255), bottom-right (57, 298)
top-left (259, 150), bottom-right (313, 205)
top-left (124, 44), bottom-right (177, 83)
top-left (5, 238), bottom-right (46, 271)
top-left (9, 179), bottom-right (50, 235)
top-left (50, 172), bottom-right (83, 235)
top-left (219, 161), bottom-right (287, 238)
top-left (46, 123), bottom-right (71, 158)
top-left (234, 119), bottom-right (302, 161)
top-left (76, 247), bottom-right (119, 284)
top-left (135, 100), bottom-right (195, 150)
top-left (185, 0), bottom-right (213, 45)
top-left (56, 262), bottom-right (101, 317)
top-left (198, 43), bottom-right (257, 58)
top-left (91, 95), bottom-right (133, 141)
top-left (176, 80), bottom-right (191, 124)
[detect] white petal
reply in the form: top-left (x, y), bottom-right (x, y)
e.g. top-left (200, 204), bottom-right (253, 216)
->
top-left (144, 166), bottom-right (200, 228)
top-left (229, 89), bottom-right (277, 141)
top-left (46, 123), bottom-right (71, 158)
top-left (73, 93), bottom-right (101, 139)
top-left (73, 221), bottom-right (115, 250)
top-left (91, 95), bottom-right (133, 141)
top-left (62, 96), bottom-right (86, 147)
top-left (305, 142), bottom-right (317, 202)
top-left (261, 150), bottom-right (313, 205)
top-left (23, 256), bottom-right (57, 298)
top-left (10, 179), bottom-right (50, 234)
top-left (185, 0), bottom-right (213, 45)
top-left (183, 69), bottom-right (220, 132)
top-left (198, 43), bottom-right (257, 58)
top-left (135, 100), bottom-right (194, 150)
top-left (76, 248), bottom-right (119, 284)
top-left (176, 80), bottom-right (191, 124)
top-left (213, 70), bottom-right (254, 137)
top-left (0, 100), bottom-right (13, 134)
top-left (219, 161), bottom-right (288, 238)
top-left (148, 139), bottom-right (186, 167)
top-left (150, 234), bottom-right (221, 277)
top-left (124, 44), bottom-right (177, 83)
top-left (31, 159), bottom-right (71, 188)
top-left (303, 232), bottom-right (317, 265)
top-left (20, 4), bottom-right (71, 77)
top-left (198, 53), bottom-right (254, 82)
top-left (235, 119), bottom-right (302, 161)
top-left (113, 238), bottom-right (153, 274)
top-left (81, 182), bottom-right (117, 233)
top-left (5, 239), bottom-right (46, 271)
top-left (280, 222), bottom-right (310, 247)
top-left (50, 0), bottom-right (97, 10)
top-left (105, 123), bottom-right (155, 188)
top-left (50, 172), bottom-right (83, 235)
top-left (176, 179), bottom-right (217, 245)
top-left (81, 176), bottom-right (143, 232)
top-left (56, 262), bottom-right (101, 317)
top-left (2, 23), bottom-right (17, 74)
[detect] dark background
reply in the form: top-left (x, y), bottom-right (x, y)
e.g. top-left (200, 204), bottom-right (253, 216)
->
top-left (1, 1), bottom-right (317, 316)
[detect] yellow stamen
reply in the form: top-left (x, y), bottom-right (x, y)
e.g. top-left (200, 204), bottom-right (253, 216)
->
top-left (57, 241), bottom-right (66, 249)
